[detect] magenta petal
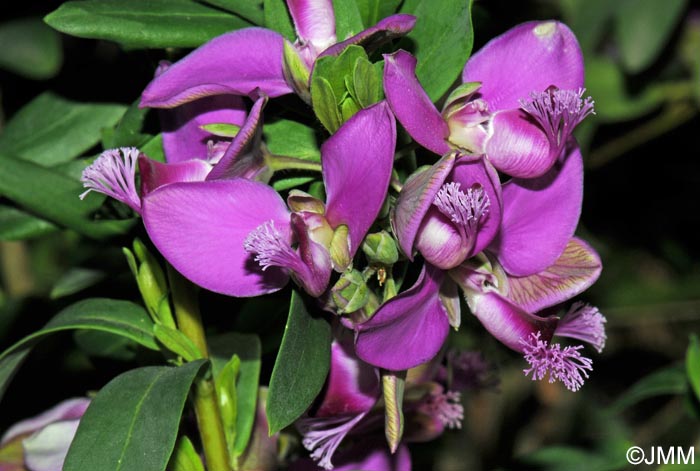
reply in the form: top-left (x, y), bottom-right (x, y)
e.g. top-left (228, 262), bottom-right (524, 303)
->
top-left (138, 156), bottom-right (211, 196)
top-left (490, 144), bottom-right (583, 277)
top-left (315, 335), bottom-right (380, 417)
top-left (507, 237), bottom-right (602, 312)
top-left (161, 95), bottom-right (246, 163)
top-left (142, 179), bottom-right (290, 297)
top-left (415, 208), bottom-right (470, 270)
top-left (290, 441), bottom-right (411, 471)
top-left (323, 102), bottom-right (396, 257)
top-left (486, 109), bottom-right (554, 178)
top-left (449, 158), bottom-right (502, 255)
top-left (287, 0), bottom-right (336, 49)
top-left (466, 289), bottom-right (557, 352)
top-left (140, 28), bottom-right (292, 108)
top-left (206, 94), bottom-right (266, 181)
top-left (383, 51), bottom-right (450, 155)
top-left (321, 14), bottom-right (417, 58)
top-left (463, 21), bottom-right (584, 111)
top-left (392, 152), bottom-right (455, 259)
top-left (355, 265), bottom-right (450, 371)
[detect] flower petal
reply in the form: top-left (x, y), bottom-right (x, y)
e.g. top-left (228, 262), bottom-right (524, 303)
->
top-left (463, 21), bottom-right (584, 111)
top-left (323, 102), bottom-right (396, 257)
top-left (140, 28), bottom-right (292, 108)
top-left (315, 334), bottom-right (380, 417)
top-left (506, 237), bottom-right (602, 312)
top-left (160, 95), bottom-right (246, 163)
top-left (287, 0), bottom-right (336, 50)
top-left (485, 109), bottom-right (554, 178)
top-left (1, 398), bottom-right (89, 445)
top-left (138, 156), bottom-right (212, 196)
top-left (23, 420), bottom-right (79, 471)
top-left (206, 94), bottom-right (267, 181)
top-left (464, 289), bottom-right (557, 352)
top-left (392, 152), bottom-right (455, 259)
top-left (355, 264), bottom-right (450, 371)
top-left (142, 179), bottom-right (290, 297)
top-left (383, 51), bottom-right (450, 155)
top-left (490, 143), bottom-right (583, 276)
top-left (321, 14), bottom-right (417, 58)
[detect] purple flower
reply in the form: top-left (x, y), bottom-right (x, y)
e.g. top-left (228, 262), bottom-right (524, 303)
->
top-left (391, 152), bottom-right (502, 270)
top-left (0, 398), bottom-right (89, 471)
top-left (290, 440), bottom-right (411, 471)
top-left (354, 146), bottom-right (605, 389)
top-left (383, 21), bottom-right (593, 178)
top-left (295, 332), bottom-right (381, 469)
top-left (140, 102), bottom-right (396, 297)
top-left (140, 1), bottom-right (416, 108)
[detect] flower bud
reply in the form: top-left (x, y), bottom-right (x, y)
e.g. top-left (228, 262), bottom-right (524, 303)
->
top-left (331, 269), bottom-right (370, 314)
top-left (362, 231), bottom-right (399, 266)
top-left (283, 40), bottom-right (311, 103)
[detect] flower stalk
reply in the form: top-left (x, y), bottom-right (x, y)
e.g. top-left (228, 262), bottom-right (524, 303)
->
top-left (167, 265), bottom-right (232, 471)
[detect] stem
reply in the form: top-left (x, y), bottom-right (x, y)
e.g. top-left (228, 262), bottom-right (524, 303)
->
top-left (266, 153), bottom-right (322, 172)
top-left (167, 265), bottom-right (231, 471)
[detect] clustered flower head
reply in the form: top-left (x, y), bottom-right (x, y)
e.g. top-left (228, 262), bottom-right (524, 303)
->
top-left (77, 2), bottom-right (605, 468)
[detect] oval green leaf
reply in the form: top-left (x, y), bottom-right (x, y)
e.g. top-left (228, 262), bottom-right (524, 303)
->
top-left (266, 290), bottom-right (331, 434)
top-left (64, 361), bottom-right (206, 471)
top-left (400, 0), bottom-right (473, 101)
top-left (45, 0), bottom-right (252, 49)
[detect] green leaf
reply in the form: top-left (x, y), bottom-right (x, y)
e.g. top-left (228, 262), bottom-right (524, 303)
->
top-left (311, 76), bottom-right (342, 133)
top-left (686, 334), bottom-right (700, 401)
top-left (0, 18), bottom-right (62, 79)
top-left (141, 134), bottom-right (166, 162)
top-left (168, 436), bottom-right (205, 471)
top-left (264, 119), bottom-right (320, 161)
top-left (0, 92), bottom-right (126, 166)
top-left (50, 268), bottom-right (106, 299)
top-left (200, 0), bottom-right (264, 25)
top-left (313, 45), bottom-right (367, 99)
top-left (332, 0), bottom-right (365, 39)
top-left (0, 206), bottom-right (57, 241)
top-left (607, 364), bottom-right (687, 413)
top-left (45, 0), bottom-right (252, 48)
top-left (266, 290), bottom-right (331, 434)
top-left (0, 298), bottom-right (157, 402)
top-left (356, 0), bottom-right (401, 28)
top-left (272, 176), bottom-right (316, 191)
top-left (64, 361), bottom-right (206, 471)
top-left (401, 0), bottom-right (473, 101)
top-left (0, 152), bottom-right (136, 239)
top-left (209, 333), bottom-right (262, 459)
top-left (615, 0), bottom-right (689, 73)
top-left (154, 325), bottom-right (204, 361)
top-left (349, 57), bottom-right (383, 108)
top-left (263, 0), bottom-right (294, 40)
top-left (216, 354), bottom-right (240, 458)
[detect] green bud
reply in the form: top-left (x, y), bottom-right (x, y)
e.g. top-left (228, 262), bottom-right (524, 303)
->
top-left (126, 238), bottom-right (176, 328)
top-left (331, 269), bottom-right (370, 314)
top-left (362, 231), bottom-right (399, 265)
top-left (282, 40), bottom-right (311, 103)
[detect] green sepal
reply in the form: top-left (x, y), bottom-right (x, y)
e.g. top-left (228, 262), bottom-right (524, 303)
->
top-left (168, 436), bottom-right (206, 471)
top-left (362, 231), bottom-right (399, 265)
top-left (332, 269), bottom-right (370, 314)
top-left (200, 123), bottom-right (241, 138)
